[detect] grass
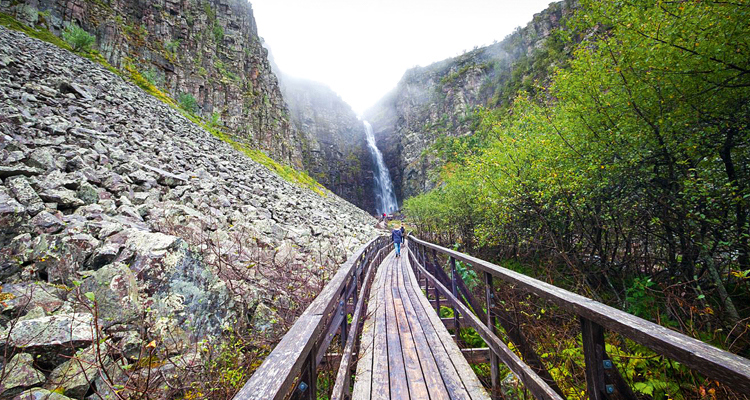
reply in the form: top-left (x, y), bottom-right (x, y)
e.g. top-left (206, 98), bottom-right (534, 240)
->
top-left (0, 12), bottom-right (327, 196)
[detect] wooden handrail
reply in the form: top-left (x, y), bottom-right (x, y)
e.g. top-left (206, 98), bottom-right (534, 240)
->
top-left (232, 235), bottom-right (389, 400)
top-left (408, 234), bottom-right (750, 395)
top-left (407, 245), bottom-right (564, 400)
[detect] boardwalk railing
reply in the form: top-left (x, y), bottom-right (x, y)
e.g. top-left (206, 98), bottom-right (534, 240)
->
top-left (407, 235), bottom-right (750, 400)
top-left (233, 235), bottom-right (391, 400)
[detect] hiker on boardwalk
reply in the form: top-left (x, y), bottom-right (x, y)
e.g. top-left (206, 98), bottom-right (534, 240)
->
top-left (391, 226), bottom-right (403, 257)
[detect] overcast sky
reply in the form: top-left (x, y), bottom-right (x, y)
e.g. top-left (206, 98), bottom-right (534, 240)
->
top-left (251, 0), bottom-right (554, 115)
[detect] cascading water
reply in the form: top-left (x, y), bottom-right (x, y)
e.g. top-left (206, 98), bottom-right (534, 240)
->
top-left (363, 121), bottom-right (398, 214)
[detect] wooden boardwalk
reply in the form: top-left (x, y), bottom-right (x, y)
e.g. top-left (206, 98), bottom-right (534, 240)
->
top-left (233, 235), bottom-right (750, 400)
top-left (353, 250), bottom-right (490, 400)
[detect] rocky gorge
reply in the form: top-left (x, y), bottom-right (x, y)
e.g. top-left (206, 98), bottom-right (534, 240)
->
top-left (364, 0), bottom-right (575, 202)
top-left (0, 26), bottom-right (378, 399)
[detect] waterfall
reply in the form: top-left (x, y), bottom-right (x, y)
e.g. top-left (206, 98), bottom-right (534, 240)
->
top-left (363, 121), bottom-right (398, 214)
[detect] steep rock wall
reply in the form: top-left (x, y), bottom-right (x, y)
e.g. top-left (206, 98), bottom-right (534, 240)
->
top-left (280, 75), bottom-right (376, 214)
top-left (364, 0), bottom-right (575, 202)
top-left (0, 0), bottom-right (302, 166)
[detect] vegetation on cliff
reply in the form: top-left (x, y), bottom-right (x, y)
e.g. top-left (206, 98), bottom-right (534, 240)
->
top-left (405, 1), bottom-right (750, 398)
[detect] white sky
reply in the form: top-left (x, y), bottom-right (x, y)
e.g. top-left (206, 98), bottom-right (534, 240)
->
top-left (251, 0), bottom-right (555, 115)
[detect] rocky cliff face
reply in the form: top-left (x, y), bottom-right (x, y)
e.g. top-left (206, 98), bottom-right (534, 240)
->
top-left (364, 0), bottom-right (575, 202)
top-left (279, 75), bottom-right (376, 214)
top-left (0, 27), bottom-right (378, 398)
top-left (0, 0), bottom-right (303, 167)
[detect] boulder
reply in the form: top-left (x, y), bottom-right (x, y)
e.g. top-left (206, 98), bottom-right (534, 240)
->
top-left (6, 176), bottom-right (44, 216)
top-left (1, 313), bottom-right (95, 365)
top-left (0, 165), bottom-right (42, 179)
top-left (80, 263), bottom-right (140, 328)
top-left (0, 353), bottom-right (45, 396)
top-left (46, 345), bottom-right (112, 399)
top-left (30, 211), bottom-right (64, 234)
top-left (1, 282), bottom-right (65, 316)
top-left (39, 188), bottom-right (85, 209)
top-left (11, 388), bottom-right (74, 400)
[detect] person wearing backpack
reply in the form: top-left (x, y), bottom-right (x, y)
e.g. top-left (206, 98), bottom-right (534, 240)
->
top-left (391, 226), bottom-right (403, 257)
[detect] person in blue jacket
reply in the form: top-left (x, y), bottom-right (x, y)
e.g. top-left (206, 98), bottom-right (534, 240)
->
top-left (392, 225), bottom-right (403, 257)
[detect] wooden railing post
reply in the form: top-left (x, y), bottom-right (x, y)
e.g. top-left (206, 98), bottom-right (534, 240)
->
top-left (485, 272), bottom-right (500, 399)
top-left (450, 256), bottom-right (460, 342)
top-left (293, 343), bottom-right (317, 400)
top-left (339, 299), bottom-right (348, 350)
top-left (581, 317), bottom-right (607, 400)
top-left (433, 250), bottom-right (441, 313)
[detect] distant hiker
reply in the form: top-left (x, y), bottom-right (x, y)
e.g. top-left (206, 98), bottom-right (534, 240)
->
top-left (391, 227), bottom-right (403, 257)
top-left (400, 225), bottom-right (405, 239)
top-left (383, 212), bottom-right (387, 222)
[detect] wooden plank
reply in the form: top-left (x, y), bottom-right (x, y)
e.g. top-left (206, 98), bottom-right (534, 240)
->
top-left (352, 252), bottom-right (388, 400)
top-left (408, 247), bottom-right (563, 400)
top-left (395, 254), bottom-right (451, 400)
top-left (331, 245), bottom-right (384, 400)
top-left (408, 235), bottom-right (750, 394)
top-left (384, 254), bottom-right (411, 399)
top-left (403, 251), bottom-right (488, 400)
top-left (371, 253), bottom-right (392, 400)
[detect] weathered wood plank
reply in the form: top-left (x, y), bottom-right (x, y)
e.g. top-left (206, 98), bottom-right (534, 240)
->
top-left (351, 252), bottom-right (388, 400)
top-left (408, 247), bottom-right (563, 400)
top-left (408, 235), bottom-right (750, 394)
top-left (395, 256), bottom-right (450, 400)
top-left (581, 317), bottom-right (606, 400)
top-left (371, 253), bottom-right (391, 400)
top-left (384, 254), bottom-right (411, 399)
top-left (403, 251), bottom-right (487, 400)
top-left (331, 245), bottom-right (384, 400)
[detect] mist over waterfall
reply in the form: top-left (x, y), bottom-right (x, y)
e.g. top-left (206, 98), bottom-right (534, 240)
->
top-left (363, 121), bottom-right (398, 214)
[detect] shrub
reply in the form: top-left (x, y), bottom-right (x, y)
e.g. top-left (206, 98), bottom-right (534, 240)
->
top-left (213, 23), bottom-right (224, 42)
top-left (178, 93), bottom-right (199, 114)
top-left (62, 23), bottom-right (95, 52)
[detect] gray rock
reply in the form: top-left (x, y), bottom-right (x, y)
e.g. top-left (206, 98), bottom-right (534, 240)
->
top-left (39, 188), bottom-right (85, 209)
top-left (1, 313), bottom-right (95, 366)
top-left (76, 181), bottom-right (99, 205)
top-left (0, 187), bottom-right (25, 216)
top-left (46, 345), bottom-right (112, 399)
top-left (6, 176), bottom-right (44, 216)
top-left (30, 211), bottom-right (64, 234)
top-left (81, 263), bottom-right (140, 328)
top-left (11, 388), bottom-right (74, 400)
top-left (26, 148), bottom-right (57, 170)
top-left (1, 282), bottom-right (65, 316)
top-left (0, 353), bottom-right (45, 395)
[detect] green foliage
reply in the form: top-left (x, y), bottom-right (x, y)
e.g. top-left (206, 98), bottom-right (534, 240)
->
top-left (625, 277), bottom-right (657, 320)
top-left (142, 67), bottom-right (164, 88)
top-left (404, 4), bottom-right (750, 389)
top-left (178, 92), bottom-right (199, 114)
top-left (62, 23), bottom-right (95, 52)
top-left (213, 22), bottom-right (224, 42)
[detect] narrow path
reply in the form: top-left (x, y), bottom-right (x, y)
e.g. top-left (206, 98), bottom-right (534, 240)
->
top-left (353, 249), bottom-right (490, 400)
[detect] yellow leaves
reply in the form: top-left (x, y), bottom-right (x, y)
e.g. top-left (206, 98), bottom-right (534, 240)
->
top-left (146, 340), bottom-right (157, 349)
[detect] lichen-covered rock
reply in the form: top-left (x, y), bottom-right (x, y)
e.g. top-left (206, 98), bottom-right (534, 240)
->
top-left (11, 388), bottom-right (74, 400)
top-left (0, 353), bottom-right (45, 396)
top-left (1, 313), bottom-right (94, 351)
top-left (80, 262), bottom-right (140, 328)
top-left (1, 282), bottom-right (65, 316)
top-left (45, 345), bottom-right (112, 399)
